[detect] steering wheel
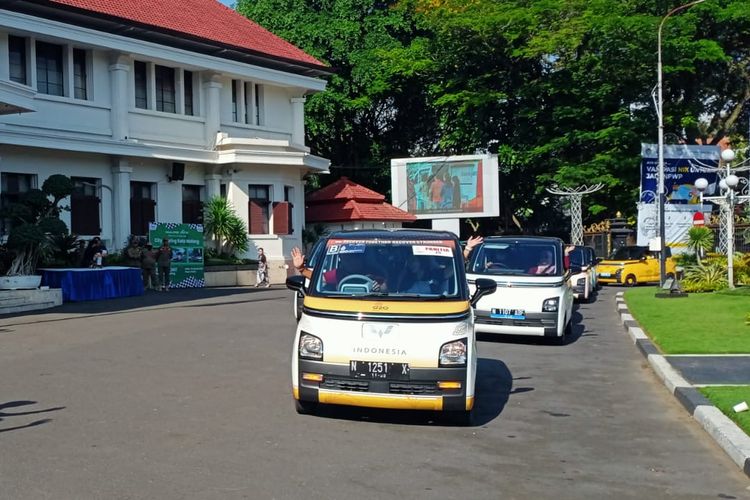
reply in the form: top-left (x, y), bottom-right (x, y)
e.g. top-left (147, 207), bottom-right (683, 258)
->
top-left (338, 274), bottom-right (376, 292)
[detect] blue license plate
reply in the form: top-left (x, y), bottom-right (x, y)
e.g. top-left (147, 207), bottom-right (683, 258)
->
top-left (491, 308), bottom-right (525, 320)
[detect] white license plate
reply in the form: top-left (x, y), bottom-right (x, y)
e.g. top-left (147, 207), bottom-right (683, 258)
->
top-left (491, 308), bottom-right (525, 320)
top-left (599, 272), bottom-right (611, 278)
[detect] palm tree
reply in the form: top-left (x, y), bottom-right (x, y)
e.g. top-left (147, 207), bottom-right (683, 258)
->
top-left (203, 197), bottom-right (248, 257)
top-left (687, 226), bottom-right (714, 265)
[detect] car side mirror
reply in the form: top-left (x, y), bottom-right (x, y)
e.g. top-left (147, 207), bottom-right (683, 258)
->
top-left (570, 266), bottom-right (582, 274)
top-left (286, 275), bottom-right (306, 295)
top-left (471, 278), bottom-right (497, 307)
top-left (596, 257), bottom-right (603, 263)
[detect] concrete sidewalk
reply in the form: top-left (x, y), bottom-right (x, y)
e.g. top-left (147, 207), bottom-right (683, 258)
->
top-left (615, 291), bottom-right (750, 478)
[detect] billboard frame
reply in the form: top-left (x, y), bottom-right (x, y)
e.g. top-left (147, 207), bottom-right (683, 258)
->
top-left (390, 154), bottom-right (500, 220)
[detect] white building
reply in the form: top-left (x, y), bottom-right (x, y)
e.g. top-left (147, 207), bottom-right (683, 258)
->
top-left (0, 0), bottom-right (331, 281)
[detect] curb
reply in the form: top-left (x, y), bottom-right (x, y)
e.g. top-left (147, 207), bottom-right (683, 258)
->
top-left (615, 291), bottom-right (750, 478)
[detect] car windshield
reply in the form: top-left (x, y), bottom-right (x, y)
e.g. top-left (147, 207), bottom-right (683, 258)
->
top-left (312, 237), bottom-right (462, 299)
top-left (569, 247), bottom-right (593, 267)
top-left (609, 247), bottom-right (646, 260)
top-left (469, 240), bottom-right (563, 277)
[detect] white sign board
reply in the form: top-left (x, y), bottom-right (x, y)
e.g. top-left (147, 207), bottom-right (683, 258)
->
top-left (637, 204), bottom-right (712, 253)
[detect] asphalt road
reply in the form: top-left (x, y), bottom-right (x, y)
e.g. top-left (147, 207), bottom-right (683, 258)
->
top-left (0, 286), bottom-right (748, 499)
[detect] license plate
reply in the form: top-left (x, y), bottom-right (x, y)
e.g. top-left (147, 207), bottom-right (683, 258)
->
top-left (350, 360), bottom-right (410, 380)
top-left (491, 308), bottom-right (525, 320)
top-left (599, 272), bottom-right (611, 278)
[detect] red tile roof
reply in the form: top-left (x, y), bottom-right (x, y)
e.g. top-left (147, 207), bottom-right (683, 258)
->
top-left (306, 177), bottom-right (416, 223)
top-left (48, 0), bottom-right (325, 68)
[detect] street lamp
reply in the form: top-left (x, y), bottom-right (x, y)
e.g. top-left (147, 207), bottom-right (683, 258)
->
top-left (656, 0), bottom-right (705, 286)
top-left (695, 148), bottom-right (750, 289)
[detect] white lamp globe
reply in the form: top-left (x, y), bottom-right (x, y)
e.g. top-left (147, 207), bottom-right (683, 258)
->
top-left (726, 174), bottom-right (739, 189)
top-left (721, 148), bottom-right (736, 162)
top-left (719, 179), bottom-right (728, 191)
top-left (694, 178), bottom-right (709, 192)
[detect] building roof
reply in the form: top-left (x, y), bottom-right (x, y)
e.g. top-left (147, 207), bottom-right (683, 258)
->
top-left (306, 177), bottom-right (416, 223)
top-left (46, 0), bottom-right (326, 69)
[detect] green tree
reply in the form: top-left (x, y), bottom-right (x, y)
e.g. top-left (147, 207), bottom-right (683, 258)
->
top-left (202, 197), bottom-right (249, 257)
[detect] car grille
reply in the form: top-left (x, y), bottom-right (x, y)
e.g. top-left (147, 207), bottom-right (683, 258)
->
top-left (321, 377), bottom-right (369, 392)
top-left (477, 317), bottom-right (555, 328)
top-left (389, 382), bottom-right (440, 395)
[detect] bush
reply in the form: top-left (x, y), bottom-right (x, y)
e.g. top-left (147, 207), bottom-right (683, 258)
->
top-left (682, 257), bottom-right (728, 293)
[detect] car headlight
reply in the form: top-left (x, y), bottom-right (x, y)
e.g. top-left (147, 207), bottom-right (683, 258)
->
top-left (439, 338), bottom-right (467, 367)
top-left (576, 278), bottom-right (586, 286)
top-left (299, 332), bottom-right (323, 360)
top-left (542, 297), bottom-right (559, 312)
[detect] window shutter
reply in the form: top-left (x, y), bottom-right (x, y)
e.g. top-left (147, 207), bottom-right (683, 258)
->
top-left (272, 201), bottom-right (290, 235)
top-left (248, 200), bottom-right (266, 234)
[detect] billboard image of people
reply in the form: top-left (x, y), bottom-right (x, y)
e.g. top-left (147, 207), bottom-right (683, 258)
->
top-left (391, 154), bottom-right (499, 220)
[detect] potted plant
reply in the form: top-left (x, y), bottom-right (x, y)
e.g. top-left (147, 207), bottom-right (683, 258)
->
top-left (203, 196), bottom-right (249, 259)
top-left (0, 175), bottom-right (73, 290)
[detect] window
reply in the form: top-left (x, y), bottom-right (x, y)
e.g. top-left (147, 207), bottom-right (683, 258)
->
top-left (248, 184), bottom-right (270, 234)
top-left (244, 82), bottom-right (253, 124)
top-left (36, 41), bottom-right (64, 96)
top-left (184, 70), bottom-right (194, 116)
top-left (284, 186), bottom-right (294, 234)
top-left (134, 61), bottom-right (148, 109)
top-left (155, 65), bottom-right (176, 113)
top-left (231, 79), bottom-right (239, 122)
top-left (220, 183), bottom-right (227, 198)
top-left (130, 182), bottom-right (156, 236)
top-left (71, 177), bottom-right (100, 235)
top-left (8, 36), bottom-right (27, 85)
top-left (182, 185), bottom-right (203, 224)
top-left (73, 48), bottom-right (88, 100)
top-left (254, 84), bottom-right (263, 125)
top-left (1, 173), bottom-right (36, 235)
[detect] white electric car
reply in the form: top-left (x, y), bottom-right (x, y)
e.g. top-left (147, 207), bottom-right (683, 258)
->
top-left (568, 245), bottom-right (597, 303)
top-left (286, 229), bottom-right (496, 424)
top-left (467, 236), bottom-right (574, 341)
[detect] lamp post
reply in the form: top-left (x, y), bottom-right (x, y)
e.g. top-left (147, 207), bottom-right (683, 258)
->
top-left (656, 0), bottom-right (705, 286)
top-left (695, 148), bottom-right (750, 289)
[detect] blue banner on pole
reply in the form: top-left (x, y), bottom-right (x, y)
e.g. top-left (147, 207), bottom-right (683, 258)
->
top-left (640, 144), bottom-right (720, 203)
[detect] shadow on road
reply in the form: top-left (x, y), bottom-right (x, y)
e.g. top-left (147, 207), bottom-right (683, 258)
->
top-left (308, 358), bottom-right (516, 428)
top-left (476, 309), bottom-right (586, 347)
top-left (0, 400), bottom-right (65, 434)
top-left (0, 287), bottom-right (281, 327)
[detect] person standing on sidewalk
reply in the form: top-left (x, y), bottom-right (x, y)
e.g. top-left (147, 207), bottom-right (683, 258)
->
top-left (156, 239), bottom-right (173, 291)
top-left (256, 247), bottom-right (270, 287)
top-left (125, 238), bottom-right (143, 268)
top-left (141, 242), bottom-right (159, 290)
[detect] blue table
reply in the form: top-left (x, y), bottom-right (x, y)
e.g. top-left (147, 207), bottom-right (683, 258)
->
top-left (40, 267), bottom-right (144, 302)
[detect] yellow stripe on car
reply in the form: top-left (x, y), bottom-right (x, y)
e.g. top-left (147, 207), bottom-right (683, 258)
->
top-left (318, 390), bottom-right (444, 410)
top-left (303, 296), bottom-right (470, 315)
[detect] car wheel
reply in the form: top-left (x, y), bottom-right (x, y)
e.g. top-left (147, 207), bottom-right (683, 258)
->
top-left (293, 292), bottom-right (303, 321)
top-left (444, 410), bottom-right (473, 426)
top-left (294, 398), bottom-right (318, 415)
top-left (624, 275), bottom-right (637, 287)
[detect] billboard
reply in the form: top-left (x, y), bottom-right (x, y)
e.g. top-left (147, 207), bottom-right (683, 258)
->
top-left (640, 144), bottom-right (720, 203)
top-left (636, 203), bottom-right (712, 252)
top-left (390, 154), bottom-right (500, 219)
top-left (148, 222), bottom-right (205, 288)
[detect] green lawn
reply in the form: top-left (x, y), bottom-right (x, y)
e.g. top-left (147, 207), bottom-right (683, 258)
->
top-left (624, 287), bottom-right (750, 354)
top-left (699, 386), bottom-right (750, 436)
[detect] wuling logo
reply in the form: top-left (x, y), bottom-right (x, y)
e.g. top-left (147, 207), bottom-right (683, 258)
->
top-left (362, 324), bottom-right (396, 338)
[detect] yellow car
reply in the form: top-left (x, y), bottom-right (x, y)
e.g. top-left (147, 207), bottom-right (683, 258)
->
top-left (597, 246), bottom-right (676, 286)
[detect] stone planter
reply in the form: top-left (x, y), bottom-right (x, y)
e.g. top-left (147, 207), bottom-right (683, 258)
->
top-left (0, 275), bottom-right (42, 290)
top-left (204, 264), bottom-right (258, 287)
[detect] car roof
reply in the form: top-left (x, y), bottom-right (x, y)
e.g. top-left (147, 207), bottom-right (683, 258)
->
top-left (482, 235), bottom-right (564, 244)
top-left (326, 229), bottom-right (458, 241)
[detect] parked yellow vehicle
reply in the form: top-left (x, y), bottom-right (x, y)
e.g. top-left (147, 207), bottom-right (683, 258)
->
top-left (597, 246), bottom-right (676, 286)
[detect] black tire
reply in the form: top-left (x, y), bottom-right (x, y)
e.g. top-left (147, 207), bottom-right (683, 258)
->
top-left (294, 398), bottom-right (317, 415)
top-left (444, 410), bottom-right (473, 426)
top-left (624, 274), bottom-right (637, 287)
top-left (293, 292), bottom-right (303, 321)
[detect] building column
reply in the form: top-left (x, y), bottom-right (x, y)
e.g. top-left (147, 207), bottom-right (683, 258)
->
top-left (111, 158), bottom-right (132, 249)
top-left (204, 73), bottom-right (222, 147)
top-left (204, 173), bottom-right (221, 200)
top-left (108, 53), bottom-right (130, 140)
top-left (290, 96), bottom-right (306, 146)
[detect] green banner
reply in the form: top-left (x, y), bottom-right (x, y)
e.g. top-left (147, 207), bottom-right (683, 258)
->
top-left (148, 223), bottom-right (204, 288)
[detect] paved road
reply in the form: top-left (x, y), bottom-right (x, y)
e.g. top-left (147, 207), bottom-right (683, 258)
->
top-left (0, 286), bottom-right (748, 499)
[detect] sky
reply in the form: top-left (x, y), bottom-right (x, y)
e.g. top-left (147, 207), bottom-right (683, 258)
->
top-left (219, 0), bottom-right (235, 7)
